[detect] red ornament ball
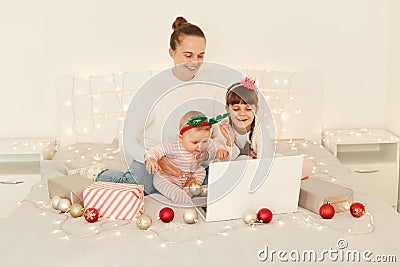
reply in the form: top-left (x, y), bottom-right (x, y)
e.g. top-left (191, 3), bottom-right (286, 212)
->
top-left (159, 207), bottom-right (174, 223)
top-left (84, 207), bottom-right (99, 223)
top-left (319, 203), bottom-right (335, 219)
top-left (350, 202), bottom-right (365, 218)
top-left (257, 208), bottom-right (273, 223)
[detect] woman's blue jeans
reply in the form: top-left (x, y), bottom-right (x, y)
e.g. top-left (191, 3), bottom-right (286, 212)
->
top-left (97, 160), bottom-right (208, 195)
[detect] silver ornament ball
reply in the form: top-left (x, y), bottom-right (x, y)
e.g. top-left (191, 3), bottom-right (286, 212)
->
top-left (188, 182), bottom-right (201, 196)
top-left (242, 209), bottom-right (257, 225)
top-left (57, 198), bottom-right (72, 213)
top-left (183, 208), bottom-right (198, 224)
top-left (51, 196), bottom-right (62, 209)
top-left (136, 214), bottom-right (152, 230)
top-left (200, 185), bottom-right (208, 197)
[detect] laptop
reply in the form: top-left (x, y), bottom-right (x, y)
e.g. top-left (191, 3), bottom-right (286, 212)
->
top-left (192, 155), bottom-right (304, 222)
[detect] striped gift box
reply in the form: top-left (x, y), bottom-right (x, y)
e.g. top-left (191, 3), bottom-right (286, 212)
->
top-left (83, 182), bottom-right (144, 220)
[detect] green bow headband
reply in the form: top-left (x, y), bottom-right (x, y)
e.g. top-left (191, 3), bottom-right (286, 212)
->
top-left (180, 112), bottom-right (230, 135)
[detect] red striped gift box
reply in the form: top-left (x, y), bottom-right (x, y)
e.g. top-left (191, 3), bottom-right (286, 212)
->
top-left (83, 182), bottom-right (144, 220)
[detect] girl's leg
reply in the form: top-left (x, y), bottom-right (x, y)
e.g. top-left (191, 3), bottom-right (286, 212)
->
top-left (153, 175), bottom-right (192, 203)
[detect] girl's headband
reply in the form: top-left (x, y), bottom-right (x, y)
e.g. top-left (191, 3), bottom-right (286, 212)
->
top-left (227, 77), bottom-right (258, 95)
top-left (179, 113), bottom-right (229, 135)
top-left (240, 77), bottom-right (258, 91)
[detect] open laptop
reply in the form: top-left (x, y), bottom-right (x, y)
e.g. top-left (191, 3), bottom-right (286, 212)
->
top-left (192, 155), bottom-right (304, 222)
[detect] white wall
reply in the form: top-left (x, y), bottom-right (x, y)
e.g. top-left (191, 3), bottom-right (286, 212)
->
top-left (0, 0), bottom-right (390, 139)
top-left (386, 0), bottom-right (400, 136)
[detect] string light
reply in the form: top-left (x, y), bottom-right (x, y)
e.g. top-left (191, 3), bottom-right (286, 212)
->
top-left (10, 139), bottom-right (55, 154)
top-left (20, 179), bottom-right (375, 249)
top-left (69, 72), bottom-right (146, 140)
top-left (323, 128), bottom-right (399, 143)
top-left (243, 70), bottom-right (304, 140)
top-left (67, 70), bottom-right (308, 145)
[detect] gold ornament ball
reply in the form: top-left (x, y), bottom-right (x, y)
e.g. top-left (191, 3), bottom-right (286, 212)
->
top-left (57, 198), bottom-right (72, 213)
top-left (189, 182), bottom-right (201, 196)
top-left (183, 208), bottom-right (198, 224)
top-left (51, 196), bottom-right (62, 209)
top-left (242, 209), bottom-right (257, 225)
top-left (136, 214), bottom-right (152, 230)
top-left (69, 203), bottom-right (84, 218)
top-left (200, 185), bottom-right (208, 197)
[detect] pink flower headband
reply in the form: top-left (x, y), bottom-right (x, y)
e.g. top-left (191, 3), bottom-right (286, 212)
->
top-left (240, 77), bottom-right (258, 91)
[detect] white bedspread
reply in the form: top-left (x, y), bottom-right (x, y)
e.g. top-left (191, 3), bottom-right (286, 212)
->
top-left (0, 140), bottom-right (399, 267)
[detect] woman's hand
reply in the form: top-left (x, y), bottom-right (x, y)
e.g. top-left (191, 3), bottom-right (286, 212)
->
top-left (219, 119), bottom-right (235, 147)
top-left (145, 158), bottom-right (160, 174)
top-left (158, 156), bottom-right (182, 177)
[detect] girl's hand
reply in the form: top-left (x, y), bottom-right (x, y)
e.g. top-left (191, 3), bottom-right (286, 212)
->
top-left (145, 158), bottom-right (160, 174)
top-left (216, 148), bottom-right (229, 160)
top-left (219, 119), bottom-right (235, 147)
top-left (158, 156), bottom-right (182, 177)
top-left (250, 148), bottom-right (257, 159)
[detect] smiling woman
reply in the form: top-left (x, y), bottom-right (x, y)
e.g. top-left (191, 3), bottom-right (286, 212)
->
top-left (169, 17), bottom-right (206, 81)
top-left (96, 16), bottom-right (210, 194)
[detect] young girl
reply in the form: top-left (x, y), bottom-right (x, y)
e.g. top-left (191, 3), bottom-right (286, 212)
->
top-left (217, 77), bottom-right (313, 179)
top-left (216, 77), bottom-right (263, 160)
top-left (145, 111), bottom-right (228, 203)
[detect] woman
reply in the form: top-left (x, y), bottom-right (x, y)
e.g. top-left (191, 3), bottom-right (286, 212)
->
top-left (96, 17), bottom-right (209, 194)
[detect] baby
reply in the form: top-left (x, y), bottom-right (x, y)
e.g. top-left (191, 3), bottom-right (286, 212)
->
top-left (145, 111), bottom-right (229, 203)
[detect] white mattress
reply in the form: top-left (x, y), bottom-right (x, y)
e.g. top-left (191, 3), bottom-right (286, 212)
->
top-left (0, 140), bottom-right (399, 266)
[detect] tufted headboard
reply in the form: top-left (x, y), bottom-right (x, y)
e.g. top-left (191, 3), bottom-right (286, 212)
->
top-left (56, 68), bottom-right (323, 147)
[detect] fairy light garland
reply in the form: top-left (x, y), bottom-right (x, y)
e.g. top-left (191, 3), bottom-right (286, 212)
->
top-left (11, 140), bottom-right (55, 152)
top-left (66, 70), bottom-right (307, 144)
top-left (243, 70), bottom-right (305, 140)
top-left (19, 156), bottom-right (375, 248)
top-left (18, 140), bottom-right (374, 243)
top-left (70, 72), bottom-right (150, 141)
top-left (322, 128), bottom-right (399, 143)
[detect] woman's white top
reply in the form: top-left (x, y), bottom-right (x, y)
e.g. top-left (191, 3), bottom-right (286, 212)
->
top-left (123, 66), bottom-right (243, 164)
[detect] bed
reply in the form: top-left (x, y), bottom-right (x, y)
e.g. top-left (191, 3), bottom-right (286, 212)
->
top-left (1, 68), bottom-right (399, 267)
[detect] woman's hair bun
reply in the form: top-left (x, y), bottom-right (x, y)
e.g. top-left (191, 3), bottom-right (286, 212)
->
top-left (172, 16), bottom-right (189, 30)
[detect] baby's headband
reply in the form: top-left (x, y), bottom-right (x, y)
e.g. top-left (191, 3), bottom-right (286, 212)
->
top-left (179, 113), bottom-right (230, 135)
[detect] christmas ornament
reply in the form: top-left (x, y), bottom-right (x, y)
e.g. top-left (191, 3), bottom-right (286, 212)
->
top-left (57, 198), bottom-right (72, 213)
top-left (69, 203), bottom-right (84, 218)
top-left (319, 203), bottom-right (335, 219)
top-left (159, 207), bottom-right (174, 223)
top-left (51, 196), bottom-right (62, 209)
top-left (188, 181), bottom-right (201, 196)
top-left (136, 214), bottom-right (152, 230)
top-left (200, 185), bottom-right (208, 197)
top-left (257, 208), bottom-right (273, 223)
top-left (242, 209), bottom-right (257, 225)
top-left (350, 202), bottom-right (365, 218)
top-left (84, 207), bottom-right (99, 223)
top-left (183, 208), bottom-right (198, 224)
